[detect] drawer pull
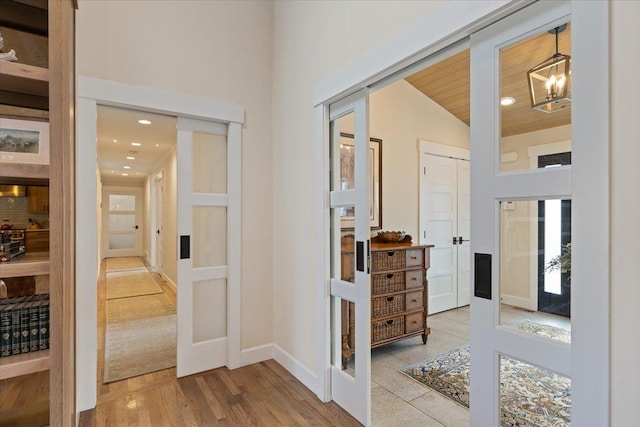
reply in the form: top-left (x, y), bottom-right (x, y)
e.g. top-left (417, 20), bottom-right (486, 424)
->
top-left (411, 298), bottom-right (418, 304)
top-left (386, 319), bottom-right (394, 325)
top-left (387, 274), bottom-right (394, 279)
top-left (410, 256), bottom-right (417, 260)
top-left (411, 320), bottom-right (418, 325)
top-left (387, 251), bottom-right (396, 257)
top-left (410, 276), bottom-right (417, 281)
top-left (386, 296), bottom-right (394, 303)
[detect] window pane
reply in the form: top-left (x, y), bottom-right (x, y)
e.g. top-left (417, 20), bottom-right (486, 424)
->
top-left (109, 194), bottom-right (135, 211)
top-left (193, 207), bottom-right (226, 268)
top-left (109, 234), bottom-right (135, 250)
top-left (109, 214), bottom-right (135, 231)
top-left (500, 23), bottom-right (572, 172)
top-left (500, 199), bottom-right (571, 342)
top-left (193, 279), bottom-right (226, 343)
top-left (193, 132), bottom-right (227, 194)
top-left (499, 354), bottom-right (571, 425)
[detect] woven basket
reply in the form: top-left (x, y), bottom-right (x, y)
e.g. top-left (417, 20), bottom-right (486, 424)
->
top-left (371, 250), bottom-right (406, 271)
top-left (372, 316), bottom-right (405, 343)
top-left (372, 272), bottom-right (405, 295)
top-left (372, 295), bottom-right (405, 319)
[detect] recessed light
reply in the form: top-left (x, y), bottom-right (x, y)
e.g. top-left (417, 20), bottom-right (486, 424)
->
top-left (111, 170), bottom-right (115, 174)
top-left (123, 166), bottom-right (131, 170)
top-left (131, 142), bottom-right (142, 147)
top-left (113, 139), bottom-right (118, 143)
top-left (126, 156), bottom-right (135, 160)
top-left (155, 144), bottom-right (160, 147)
top-left (500, 96), bottom-right (516, 106)
top-left (138, 119), bottom-right (151, 125)
top-left (122, 173), bottom-right (129, 176)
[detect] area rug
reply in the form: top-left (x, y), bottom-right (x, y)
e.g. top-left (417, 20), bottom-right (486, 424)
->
top-left (104, 293), bottom-right (176, 383)
top-left (106, 270), bottom-right (163, 300)
top-left (401, 321), bottom-right (571, 427)
top-left (105, 256), bottom-right (146, 273)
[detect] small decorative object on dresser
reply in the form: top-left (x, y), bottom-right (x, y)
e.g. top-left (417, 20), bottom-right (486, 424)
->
top-left (340, 236), bottom-right (433, 368)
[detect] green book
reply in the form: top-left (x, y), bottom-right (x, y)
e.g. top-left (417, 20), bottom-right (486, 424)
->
top-left (0, 303), bottom-right (12, 357)
top-left (29, 300), bottom-right (41, 353)
top-left (39, 299), bottom-right (50, 351)
top-left (19, 300), bottom-right (32, 354)
top-left (11, 302), bottom-right (23, 355)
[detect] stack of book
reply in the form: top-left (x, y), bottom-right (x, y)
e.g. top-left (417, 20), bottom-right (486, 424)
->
top-left (0, 294), bottom-right (50, 357)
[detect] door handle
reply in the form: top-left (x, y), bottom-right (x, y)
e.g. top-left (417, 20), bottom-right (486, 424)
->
top-left (458, 236), bottom-right (469, 244)
top-left (133, 225), bottom-right (139, 230)
top-left (452, 236), bottom-right (458, 245)
top-left (156, 229), bottom-right (161, 235)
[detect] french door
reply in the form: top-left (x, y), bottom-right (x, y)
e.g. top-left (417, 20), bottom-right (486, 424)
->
top-left (102, 187), bottom-right (143, 258)
top-left (420, 152), bottom-right (470, 314)
top-left (176, 117), bottom-right (241, 376)
top-left (470, 1), bottom-right (573, 424)
top-left (328, 89), bottom-right (371, 426)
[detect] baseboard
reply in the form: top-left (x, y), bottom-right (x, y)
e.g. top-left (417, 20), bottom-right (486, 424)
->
top-left (273, 344), bottom-right (320, 397)
top-left (239, 344), bottom-right (273, 367)
top-left (160, 273), bottom-right (177, 291)
top-left (500, 294), bottom-right (533, 310)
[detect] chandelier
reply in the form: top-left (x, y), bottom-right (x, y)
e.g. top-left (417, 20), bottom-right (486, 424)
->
top-left (527, 24), bottom-right (571, 113)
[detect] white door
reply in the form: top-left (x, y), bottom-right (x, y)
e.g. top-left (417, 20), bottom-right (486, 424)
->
top-left (421, 152), bottom-right (470, 313)
top-left (155, 174), bottom-right (163, 272)
top-left (328, 89), bottom-right (371, 426)
top-left (470, 1), bottom-right (573, 423)
top-left (176, 117), bottom-right (241, 377)
top-left (102, 188), bottom-right (143, 258)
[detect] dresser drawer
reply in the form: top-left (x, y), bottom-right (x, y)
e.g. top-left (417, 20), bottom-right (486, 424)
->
top-left (405, 290), bottom-right (424, 311)
top-left (405, 249), bottom-right (424, 267)
top-left (405, 269), bottom-right (423, 289)
top-left (405, 312), bottom-right (424, 333)
top-left (372, 295), bottom-right (405, 319)
top-left (372, 272), bottom-right (405, 295)
top-left (372, 250), bottom-right (406, 271)
top-left (372, 315), bottom-right (405, 344)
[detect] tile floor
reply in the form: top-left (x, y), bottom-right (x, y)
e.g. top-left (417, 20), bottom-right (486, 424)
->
top-left (369, 304), bottom-right (570, 426)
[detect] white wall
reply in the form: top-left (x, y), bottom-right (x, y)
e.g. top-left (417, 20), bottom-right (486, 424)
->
top-left (272, 0), bottom-right (448, 389)
top-left (611, 1), bottom-right (640, 424)
top-left (144, 176), bottom-right (151, 263)
top-left (76, 0), bottom-right (274, 350)
top-left (370, 79), bottom-right (470, 239)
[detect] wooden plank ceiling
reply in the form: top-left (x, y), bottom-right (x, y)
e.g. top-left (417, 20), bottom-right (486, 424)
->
top-left (405, 24), bottom-right (571, 137)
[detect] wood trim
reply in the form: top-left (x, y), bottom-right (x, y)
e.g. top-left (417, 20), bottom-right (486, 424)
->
top-left (48, 0), bottom-right (75, 425)
top-left (0, 0), bottom-right (48, 36)
top-left (0, 61), bottom-right (49, 96)
top-left (0, 350), bottom-right (50, 380)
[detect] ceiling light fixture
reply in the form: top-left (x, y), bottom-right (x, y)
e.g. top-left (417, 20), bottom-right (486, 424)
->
top-left (113, 139), bottom-right (118, 143)
top-left (527, 24), bottom-right (571, 113)
top-left (126, 156), bottom-right (135, 160)
top-left (123, 166), bottom-right (131, 169)
top-left (155, 144), bottom-right (160, 147)
top-left (122, 173), bottom-right (129, 176)
top-left (131, 142), bottom-right (142, 147)
top-left (138, 119), bottom-right (151, 125)
top-left (500, 97), bottom-right (516, 106)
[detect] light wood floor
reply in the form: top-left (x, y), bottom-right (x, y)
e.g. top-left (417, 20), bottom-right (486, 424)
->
top-left (78, 258), bottom-right (359, 426)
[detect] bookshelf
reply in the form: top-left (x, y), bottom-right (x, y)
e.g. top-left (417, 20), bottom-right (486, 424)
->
top-left (0, 0), bottom-right (76, 425)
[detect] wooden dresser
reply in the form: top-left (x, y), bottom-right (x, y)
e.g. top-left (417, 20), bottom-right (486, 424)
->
top-left (341, 238), bottom-right (433, 367)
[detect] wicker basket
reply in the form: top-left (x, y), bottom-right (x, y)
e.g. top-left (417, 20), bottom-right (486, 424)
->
top-left (372, 272), bottom-right (405, 295)
top-left (371, 250), bottom-right (406, 271)
top-left (372, 295), bottom-right (405, 319)
top-left (372, 316), bottom-right (405, 343)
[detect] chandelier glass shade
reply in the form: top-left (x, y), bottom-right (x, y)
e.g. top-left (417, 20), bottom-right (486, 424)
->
top-left (527, 26), bottom-right (571, 113)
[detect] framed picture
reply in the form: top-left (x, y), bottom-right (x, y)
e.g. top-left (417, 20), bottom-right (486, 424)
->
top-left (339, 132), bottom-right (382, 230)
top-left (0, 118), bottom-right (50, 165)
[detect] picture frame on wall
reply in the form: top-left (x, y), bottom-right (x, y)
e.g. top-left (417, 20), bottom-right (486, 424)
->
top-left (339, 132), bottom-right (382, 230)
top-left (0, 118), bottom-right (50, 165)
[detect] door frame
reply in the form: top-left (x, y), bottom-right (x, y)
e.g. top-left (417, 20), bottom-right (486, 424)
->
top-left (150, 171), bottom-right (164, 272)
top-left (315, 1), bottom-right (609, 425)
top-left (76, 76), bottom-right (245, 412)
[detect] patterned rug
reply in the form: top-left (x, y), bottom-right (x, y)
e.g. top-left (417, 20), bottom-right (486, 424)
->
top-left (105, 256), bottom-right (146, 273)
top-left (401, 321), bottom-right (571, 427)
top-left (106, 270), bottom-right (163, 300)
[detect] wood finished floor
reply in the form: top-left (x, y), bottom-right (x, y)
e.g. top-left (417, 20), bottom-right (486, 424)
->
top-left (79, 258), bottom-right (359, 426)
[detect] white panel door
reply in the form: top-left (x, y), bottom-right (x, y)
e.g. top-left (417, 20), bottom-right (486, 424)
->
top-left (328, 89), bottom-right (371, 426)
top-left (470, 1), bottom-right (572, 424)
top-left (103, 188), bottom-right (143, 258)
top-left (456, 159), bottom-right (471, 306)
top-left (423, 154), bottom-right (458, 313)
top-left (176, 117), bottom-right (241, 377)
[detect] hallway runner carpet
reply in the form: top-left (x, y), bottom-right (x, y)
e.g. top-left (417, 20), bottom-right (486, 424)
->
top-left (105, 256), bottom-right (146, 272)
top-left (104, 293), bottom-right (176, 383)
top-left (401, 321), bottom-right (571, 427)
top-left (106, 270), bottom-right (163, 300)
